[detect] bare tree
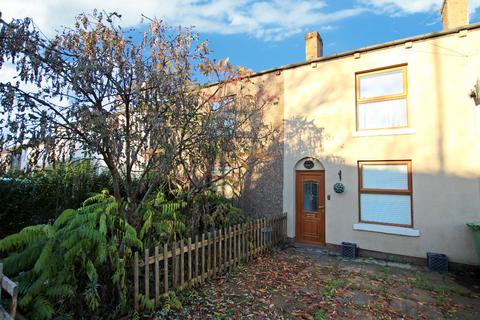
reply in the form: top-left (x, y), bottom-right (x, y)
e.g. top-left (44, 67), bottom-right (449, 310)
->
top-left (0, 11), bottom-right (276, 227)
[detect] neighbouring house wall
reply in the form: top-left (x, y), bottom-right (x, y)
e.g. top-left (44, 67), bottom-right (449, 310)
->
top-left (282, 29), bottom-right (480, 265)
top-left (237, 72), bottom-right (284, 217)
top-left (205, 72), bottom-right (285, 217)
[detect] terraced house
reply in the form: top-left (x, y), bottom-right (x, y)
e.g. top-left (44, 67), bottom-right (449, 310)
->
top-left (4, 0), bottom-right (480, 268)
top-left (237, 0), bottom-right (480, 267)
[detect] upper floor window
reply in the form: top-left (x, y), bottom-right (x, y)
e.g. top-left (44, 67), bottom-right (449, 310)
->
top-left (356, 65), bottom-right (408, 131)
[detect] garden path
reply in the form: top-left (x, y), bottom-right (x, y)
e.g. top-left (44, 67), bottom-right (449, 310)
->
top-left (155, 246), bottom-right (480, 319)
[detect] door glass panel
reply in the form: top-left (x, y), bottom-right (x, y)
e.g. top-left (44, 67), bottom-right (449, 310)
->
top-left (303, 181), bottom-right (319, 212)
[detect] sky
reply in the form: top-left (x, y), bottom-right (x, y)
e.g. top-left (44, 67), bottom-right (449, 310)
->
top-left (1, 0), bottom-right (480, 73)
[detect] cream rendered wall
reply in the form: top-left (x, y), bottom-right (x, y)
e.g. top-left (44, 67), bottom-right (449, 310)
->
top-left (282, 29), bottom-right (480, 265)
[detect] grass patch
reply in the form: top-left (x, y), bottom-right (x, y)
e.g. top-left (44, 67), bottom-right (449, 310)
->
top-left (321, 278), bottom-right (346, 297)
top-left (314, 310), bottom-right (328, 320)
top-left (407, 273), bottom-right (435, 291)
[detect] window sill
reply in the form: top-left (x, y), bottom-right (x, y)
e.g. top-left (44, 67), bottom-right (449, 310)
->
top-left (352, 128), bottom-right (416, 137)
top-left (353, 223), bottom-right (420, 237)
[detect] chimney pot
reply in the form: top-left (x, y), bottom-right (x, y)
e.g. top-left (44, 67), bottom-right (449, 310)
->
top-left (305, 31), bottom-right (323, 61)
top-left (441, 0), bottom-right (469, 30)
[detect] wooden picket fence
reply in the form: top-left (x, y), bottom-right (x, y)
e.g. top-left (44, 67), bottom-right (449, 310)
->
top-left (133, 213), bottom-right (287, 310)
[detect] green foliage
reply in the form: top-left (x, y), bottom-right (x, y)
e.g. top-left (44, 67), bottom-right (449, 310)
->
top-left (202, 190), bottom-right (244, 228)
top-left (186, 190), bottom-right (247, 235)
top-left (314, 310), bottom-right (328, 320)
top-left (140, 189), bottom-right (247, 247)
top-left (140, 191), bottom-right (187, 247)
top-left (0, 160), bottom-right (112, 238)
top-left (0, 190), bottom-right (141, 319)
top-left (151, 292), bottom-right (183, 318)
top-left (321, 278), bottom-right (345, 298)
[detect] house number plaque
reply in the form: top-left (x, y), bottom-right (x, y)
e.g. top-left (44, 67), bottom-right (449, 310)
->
top-left (303, 160), bottom-right (314, 169)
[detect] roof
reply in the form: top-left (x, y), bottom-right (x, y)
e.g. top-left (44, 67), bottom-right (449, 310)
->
top-left (204, 22), bottom-right (480, 87)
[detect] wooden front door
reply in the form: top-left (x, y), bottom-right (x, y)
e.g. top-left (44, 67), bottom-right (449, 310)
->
top-left (295, 171), bottom-right (325, 245)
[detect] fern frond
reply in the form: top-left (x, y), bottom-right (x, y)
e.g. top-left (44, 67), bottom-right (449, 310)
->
top-left (0, 224), bottom-right (51, 253)
top-left (98, 213), bottom-right (107, 236)
top-left (137, 294), bottom-right (155, 310)
top-left (33, 239), bottom-right (54, 273)
top-left (30, 296), bottom-right (55, 320)
top-left (1, 239), bottom-right (47, 274)
top-left (53, 209), bottom-right (77, 229)
top-left (45, 284), bottom-right (75, 299)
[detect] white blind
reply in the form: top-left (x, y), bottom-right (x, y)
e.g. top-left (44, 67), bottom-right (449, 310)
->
top-left (359, 70), bottom-right (404, 99)
top-left (360, 194), bottom-right (411, 225)
top-left (362, 164), bottom-right (409, 190)
top-left (358, 99), bottom-right (407, 130)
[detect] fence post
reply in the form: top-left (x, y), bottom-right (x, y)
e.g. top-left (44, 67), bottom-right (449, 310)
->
top-left (218, 228), bottom-right (223, 272)
top-left (276, 216), bottom-right (279, 244)
top-left (134, 252), bottom-right (139, 311)
top-left (144, 248), bottom-right (150, 300)
top-left (195, 235), bottom-right (199, 283)
top-left (245, 222), bottom-right (250, 261)
top-left (213, 230), bottom-right (217, 277)
top-left (229, 226), bottom-right (233, 270)
top-left (253, 220), bottom-right (257, 254)
top-left (154, 246), bottom-right (160, 304)
top-left (252, 220), bottom-right (256, 254)
top-left (242, 223), bottom-right (248, 262)
top-left (235, 224), bottom-right (240, 266)
top-left (224, 228), bottom-right (228, 270)
top-left (264, 218), bottom-right (268, 252)
top-left (172, 241), bottom-right (177, 289)
top-left (188, 237), bottom-right (192, 286)
top-left (262, 218), bottom-right (267, 252)
top-left (273, 217), bottom-right (278, 245)
top-left (180, 239), bottom-right (185, 286)
top-left (245, 222), bottom-right (250, 262)
top-left (163, 243), bottom-right (168, 293)
top-left (238, 224), bottom-right (242, 264)
top-left (238, 224), bottom-right (241, 264)
top-left (201, 233), bottom-right (205, 282)
top-left (256, 219), bottom-right (260, 254)
top-left (268, 217), bottom-right (272, 247)
top-left (207, 232), bottom-right (211, 277)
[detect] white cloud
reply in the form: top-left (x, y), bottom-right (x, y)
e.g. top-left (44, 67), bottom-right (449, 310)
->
top-left (360, 0), bottom-right (480, 15)
top-left (0, 0), bottom-right (364, 41)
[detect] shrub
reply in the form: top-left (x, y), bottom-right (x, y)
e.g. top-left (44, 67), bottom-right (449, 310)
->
top-left (0, 190), bottom-right (141, 319)
top-left (0, 160), bottom-right (112, 238)
top-left (139, 189), bottom-right (247, 249)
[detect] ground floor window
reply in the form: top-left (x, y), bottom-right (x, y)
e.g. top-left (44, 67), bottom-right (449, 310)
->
top-left (358, 160), bottom-right (413, 227)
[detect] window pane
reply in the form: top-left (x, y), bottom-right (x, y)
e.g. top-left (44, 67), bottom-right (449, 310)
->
top-left (360, 194), bottom-right (411, 225)
top-left (358, 99), bottom-right (407, 130)
top-left (303, 181), bottom-right (319, 212)
top-left (359, 70), bottom-right (404, 99)
top-left (362, 164), bottom-right (409, 190)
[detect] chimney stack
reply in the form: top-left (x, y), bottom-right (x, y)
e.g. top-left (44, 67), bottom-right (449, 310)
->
top-left (305, 32), bottom-right (323, 60)
top-left (440, 0), bottom-right (469, 30)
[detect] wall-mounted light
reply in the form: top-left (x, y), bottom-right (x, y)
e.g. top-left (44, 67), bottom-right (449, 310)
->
top-left (470, 79), bottom-right (480, 106)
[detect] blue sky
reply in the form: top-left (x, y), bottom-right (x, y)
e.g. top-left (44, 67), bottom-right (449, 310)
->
top-left (1, 0), bottom-right (480, 73)
top-left (203, 0), bottom-right (480, 72)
